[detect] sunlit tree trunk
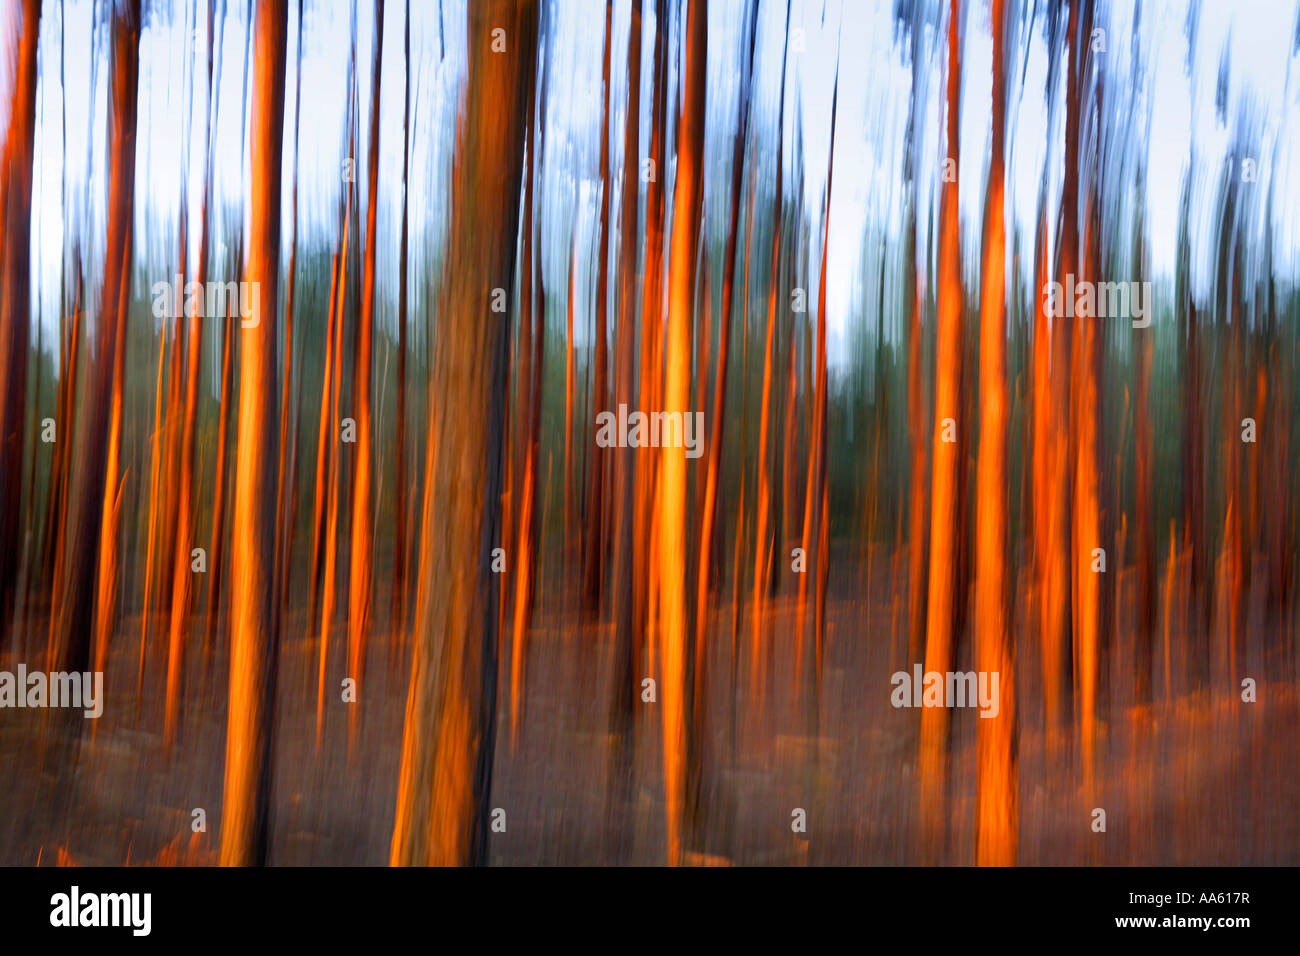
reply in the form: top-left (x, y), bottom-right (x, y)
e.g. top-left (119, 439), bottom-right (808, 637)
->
top-left (974, 0), bottom-right (1016, 866)
top-left (751, 0), bottom-right (790, 701)
top-left (165, 0), bottom-right (218, 744)
top-left (347, 0), bottom-right (384, 753)
top-left (656, 0), bottom-right (706, 868)
top-left (390, 0), bottom-right (538, 867)
top-left (633, 0), bottom-right (668, 743)
top-left (92, 221), bottom-right (131, 678)
top-left (918, 0), bottom-right (962, 861)
top-left (203, 285), bottom-right (236, 670)
top-left (1037, 0), bottom-right (1078, 755)
top-left (317, 233), bottom-right (347, 744)
top-left (207, 0), bottom-right (251, 676)
top-left (315, 30), bottom-right (358, 741)
top-left (308, 182), bottom-right (349, 641)
top-left (507, 35), bottom-right (542, 740)
top-left (1072, 0), bottom-right (1102, 787)
top-left (220, 0), bottom-right (286, 867)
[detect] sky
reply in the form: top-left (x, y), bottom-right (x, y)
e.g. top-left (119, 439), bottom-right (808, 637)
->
top-left (6, 0), bottom-right (1300, 368)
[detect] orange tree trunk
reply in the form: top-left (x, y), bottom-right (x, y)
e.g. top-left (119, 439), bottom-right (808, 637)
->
top-left (918, 0), bottom-right (963, 861)
top-left (347, 0), bottom-right (384, 753)
top-left (657, 0), bottom-right (707, 867)
top-left (390, 0), bottom-right (538, 867)
top-left (974, 0), bottom-right (1016, 866)
top-left (220, 0), bottom-right (287, 867)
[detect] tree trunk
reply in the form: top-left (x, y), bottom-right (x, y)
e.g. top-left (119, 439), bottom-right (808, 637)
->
top-left (165, 1), bottom-right (219, 744)
top-left (220, 0), bottom-right (286, 867)
top-left (583, 0), bottom-right (614, 616)
top-left (348, 0), bottom-right (384, 753)
top-left (918, 0), bottom-right (962, 861)
top-left (52, 0), bottom-right (138, 679)
top-left (390, 0), bottom-right (538, 867)
top-left (974, 0), bottom-right (1016, 866)
top-left (657, 0), bottom-right (706, 867)
top-left (392, 0), bottom-right (411, 634)
top-left (0, 0), bottom-right (41, 646)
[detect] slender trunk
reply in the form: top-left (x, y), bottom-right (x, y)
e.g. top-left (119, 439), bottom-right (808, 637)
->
top-left (606, 0), bottom-right (643, 806)
top-left (203, 285), bottom-right (236, 669)
top-left (274, 0), bottom-right (304, 638)
top-left (918, 0), bottom-right (962, 861)
top-left (317, 31), bottom-right (359, 740)
top-left (564, 232), bottom-right (576, 584)
top-left (165, 1), bottom-right (218, 744)
top-left (220, 0), bottom-right (286, 867)
top-left (511, 4), bottom-right (551, 740)
top-left (92, 220), bottom-right (131, 677)
top-left (812, 75), bottom-right (837, 689)
top-left (1039, 0), bottom-right (1079, 754)
top-left (657, 0), bottom-right (706, 867)
top-left (974, 0), bottom-right (1016, 866)
top-left (633, 0), bottom-right (668, 742)
top-left (751, 0), bottom-right (791, 689)
top-left (347, 0), bottom-right (384, 753)
top-left (1133, 235), bottom-right (1154, 705)
top-left (392, 0), bottom-right (411, 633)
top-left (583, 0), bottom-right (614, 616)
top-left (0, 0), bottom-right (42, 645)
top-left (1072, 0), bottom-right (1101, 787)
top-left (903, 7), bottom-right (929, 672)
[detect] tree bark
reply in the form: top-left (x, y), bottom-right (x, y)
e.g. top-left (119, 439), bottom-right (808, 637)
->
top-left (657, 0), bottom-right (706, 867)
top-left (0, 0), bottom-right (41, 646)
top-left (390, 0), bottom-right (538, 867)
top-left (220, 0), bottom-right (286, 867)
top-left (974, 0), bottom-right (1016, 866)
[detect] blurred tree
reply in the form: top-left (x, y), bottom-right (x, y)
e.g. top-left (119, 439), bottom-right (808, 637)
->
top-left (390, 0), bottom-right (538, 867)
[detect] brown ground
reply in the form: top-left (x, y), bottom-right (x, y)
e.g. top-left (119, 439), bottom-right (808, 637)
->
top-left (4, 546), bottom-right (1297, 865)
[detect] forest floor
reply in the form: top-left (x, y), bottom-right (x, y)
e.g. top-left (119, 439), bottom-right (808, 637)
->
top-left (3, 544), bottom-right (1298, 865)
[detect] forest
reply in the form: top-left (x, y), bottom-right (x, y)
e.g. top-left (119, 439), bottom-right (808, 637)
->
top-left (0, 0), bottom-right (1298, 866)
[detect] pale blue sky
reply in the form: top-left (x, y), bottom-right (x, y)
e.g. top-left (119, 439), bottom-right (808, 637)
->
top-left (6, 0), bottom-right (1299, 368)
